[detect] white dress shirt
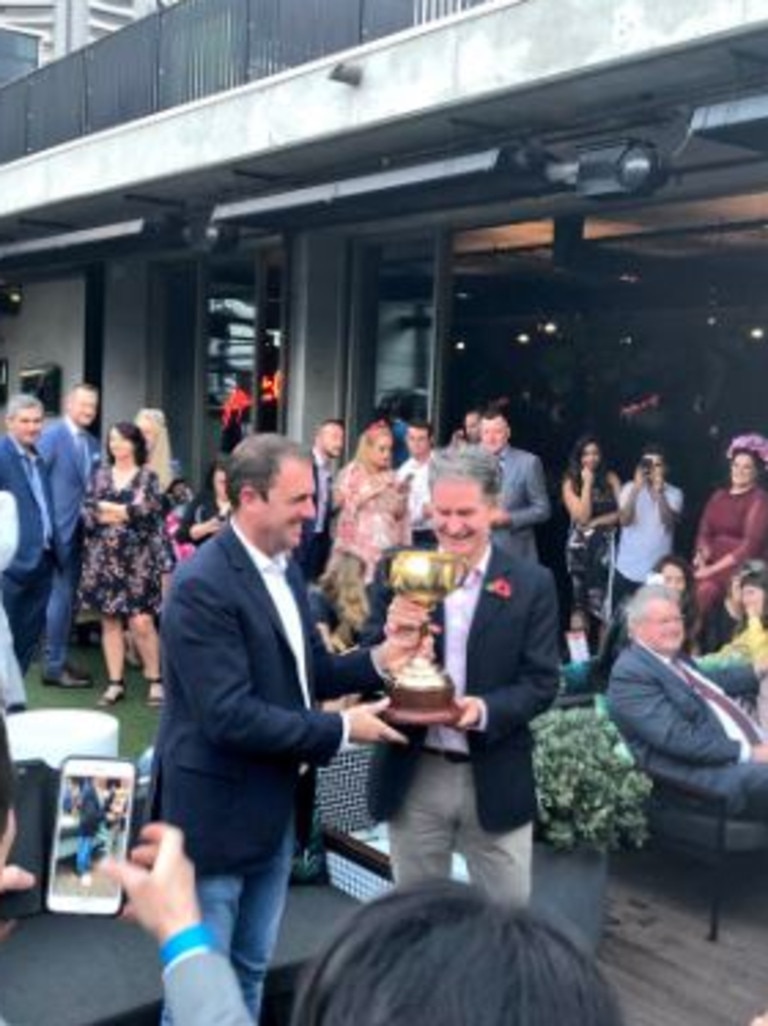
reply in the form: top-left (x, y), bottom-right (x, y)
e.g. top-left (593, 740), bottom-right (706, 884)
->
top-left (231, 521), bottom-right (310, 708)
top-left (427, 546), bottom-right (492, 754)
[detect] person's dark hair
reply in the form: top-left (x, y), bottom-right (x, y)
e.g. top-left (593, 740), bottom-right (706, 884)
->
top-left (736, 559), bottom-right (768, 629)
top-left (0, 717), bottom-right (14, 841)
top-left (203, 455), bottom-right (230, 494)
top-left (108, 422), bottom-right (147, 466)
top-left (640, 442), bottom-right (665, 462)
top-left (407, 419), bottom-right (433, 437)
top-left (227, 434), bottom-right (310, 507)
top-left (565, 433), bottom-right (608, 493)
top-left (318, 418), bottom-right (345, 431)
top-left (480, 404), bottom-right (510, 427)
top-left (290, 881), bottom-right (624, 1026)
top-left (652, 554), bottom-right (699, 650)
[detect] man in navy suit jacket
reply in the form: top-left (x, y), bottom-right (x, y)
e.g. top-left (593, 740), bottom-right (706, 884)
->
top-left (39, 383), bottom-right (100, 688)
top-left (363, 446), bottom-right (560, 905)
top-left (0, 394), bottom-right (61, 695)
top-left (153, 433), bottom-right (419, 1022)
top-left (295, 418), bottom-right (344, 582)
top-left (608, 584), bottom-right (768, 816)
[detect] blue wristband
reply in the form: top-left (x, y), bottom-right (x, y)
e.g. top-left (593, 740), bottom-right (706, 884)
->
top-left (160, 923), bottom-right (214, 969)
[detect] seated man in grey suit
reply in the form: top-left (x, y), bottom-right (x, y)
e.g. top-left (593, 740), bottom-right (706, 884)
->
top-left (479, 409), bottom-right (550, 562)
top-left (608, 584), bottom-right (768, 817)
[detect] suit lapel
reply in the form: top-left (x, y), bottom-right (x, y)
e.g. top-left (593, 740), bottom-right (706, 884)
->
top-left (467, 546), bottom-right (515, 654)
top-left (288, 559), bottom-right (317, 699)
top-left (221, 528), bottom-right (293, 653)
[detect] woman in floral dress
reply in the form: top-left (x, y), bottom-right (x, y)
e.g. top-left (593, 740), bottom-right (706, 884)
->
top-left (79, 422), bottom-right (170, 707)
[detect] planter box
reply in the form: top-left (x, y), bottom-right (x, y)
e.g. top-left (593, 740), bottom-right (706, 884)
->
top-left (531, 843), bottom-right (608, 952)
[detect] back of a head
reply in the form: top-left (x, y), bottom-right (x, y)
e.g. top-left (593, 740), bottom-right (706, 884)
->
top-left (290, 881), bottom-right (624, 1026)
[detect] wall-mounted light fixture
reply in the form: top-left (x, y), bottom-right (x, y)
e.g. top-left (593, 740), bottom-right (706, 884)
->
top-left (329, 62), bottom-right (363, 87)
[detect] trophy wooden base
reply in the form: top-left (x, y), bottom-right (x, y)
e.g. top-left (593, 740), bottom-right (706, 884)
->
top-left (383, 684), bottom-right (462, 726)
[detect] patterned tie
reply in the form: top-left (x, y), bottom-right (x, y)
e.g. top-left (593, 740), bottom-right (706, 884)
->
top-left (674, 659), bottom-right (763, 745)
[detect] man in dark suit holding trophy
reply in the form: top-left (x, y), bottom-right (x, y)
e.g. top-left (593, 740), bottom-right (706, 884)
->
top-left (364, 446), bottom-right (560, 905)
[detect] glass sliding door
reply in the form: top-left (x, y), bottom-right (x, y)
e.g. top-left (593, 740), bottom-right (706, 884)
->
top-left (348, 232), bottom-right (450, 448)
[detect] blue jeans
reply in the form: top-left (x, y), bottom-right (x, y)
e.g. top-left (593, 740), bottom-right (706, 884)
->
top-left (165, 831), bottom-right (293, 1024)
top-left (76, 835), bottom-right (93, 877)
top-left (44, 546), bottom-right (81, 678)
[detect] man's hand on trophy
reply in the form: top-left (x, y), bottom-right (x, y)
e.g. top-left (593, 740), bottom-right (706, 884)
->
top-left (454, 696), bottom-right (487, 731)
top-left (344, 698), bottom-right (408, 745)
top-left (378, 596), bottom-right (432, 672)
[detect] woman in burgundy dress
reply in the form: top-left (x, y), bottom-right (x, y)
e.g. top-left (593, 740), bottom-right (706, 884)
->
top-left (694, 434), bottom-right (768, 620)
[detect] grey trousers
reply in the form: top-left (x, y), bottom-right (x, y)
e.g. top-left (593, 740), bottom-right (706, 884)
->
top-left (388, 753), bottom-right (532, 906)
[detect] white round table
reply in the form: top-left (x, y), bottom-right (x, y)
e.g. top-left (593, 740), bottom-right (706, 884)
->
top-left (6, 709), bottom-right (120, 768)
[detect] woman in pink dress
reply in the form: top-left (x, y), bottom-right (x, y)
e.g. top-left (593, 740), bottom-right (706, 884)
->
top-left (694, 434), bottom-right (768, 619)
top-left (332, 421), bottom-right (410, 583)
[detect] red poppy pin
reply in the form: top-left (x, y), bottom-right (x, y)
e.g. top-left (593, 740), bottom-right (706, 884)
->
top-left (485, 577), bottom-right (512, 599)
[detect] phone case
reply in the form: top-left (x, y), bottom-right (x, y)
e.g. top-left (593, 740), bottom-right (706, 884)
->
top-left (0, 760), bottom-right (58, 919)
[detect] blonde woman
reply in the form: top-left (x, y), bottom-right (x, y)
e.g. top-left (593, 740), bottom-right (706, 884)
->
top-left (332, 421), bottom-right (410, 584)
top-left (310, 550), bottom-right (370, 654)
top-left (135, 408), bottom-right (173, 492)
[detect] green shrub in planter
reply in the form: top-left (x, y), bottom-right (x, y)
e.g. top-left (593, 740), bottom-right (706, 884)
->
top-left (533, 704), bottom-right (652, 853)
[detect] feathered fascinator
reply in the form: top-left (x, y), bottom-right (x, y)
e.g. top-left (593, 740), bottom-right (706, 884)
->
top-left (727, 433), bottom-right (768, 467)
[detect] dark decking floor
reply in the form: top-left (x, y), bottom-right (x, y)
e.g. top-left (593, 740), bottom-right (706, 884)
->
top-left (602, 848), bottom-right (768, 1026)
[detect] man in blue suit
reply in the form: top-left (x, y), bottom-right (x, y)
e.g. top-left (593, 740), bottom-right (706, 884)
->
top-left (39, 383), bottom-right (100, 688)
top-left (0, 394), bottom-right (61, 698)
top-left (608, 584), bottom-right (768, 815)
top-left (153, 433), bottom-right (420, 1022)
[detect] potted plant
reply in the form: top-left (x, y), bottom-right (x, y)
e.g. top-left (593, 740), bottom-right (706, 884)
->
top-left (530, 702), bottom-right (652, 950)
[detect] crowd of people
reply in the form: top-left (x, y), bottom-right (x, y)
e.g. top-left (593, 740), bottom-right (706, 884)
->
top-left (2, 385), bottom-right (768, 1025)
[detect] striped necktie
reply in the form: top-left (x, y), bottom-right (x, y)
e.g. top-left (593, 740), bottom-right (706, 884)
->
top-left (674, 659), bottom-right (762, 745)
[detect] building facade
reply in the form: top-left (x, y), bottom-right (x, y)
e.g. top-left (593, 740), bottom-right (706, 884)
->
top-left (0, 0), bottom-right (767, 527)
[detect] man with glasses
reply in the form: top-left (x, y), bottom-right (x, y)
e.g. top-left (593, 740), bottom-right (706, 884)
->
top-left (614, 445), bottom-right (683, 606)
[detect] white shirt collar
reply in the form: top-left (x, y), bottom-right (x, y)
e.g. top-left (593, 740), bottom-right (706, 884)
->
top-left (439, 544), bottom-right (492, 587)
top-left (231, 519), bottom-right (289, 575)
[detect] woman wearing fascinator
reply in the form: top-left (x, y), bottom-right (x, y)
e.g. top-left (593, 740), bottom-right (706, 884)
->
top-left (694, 434), bottom-right (768, 620)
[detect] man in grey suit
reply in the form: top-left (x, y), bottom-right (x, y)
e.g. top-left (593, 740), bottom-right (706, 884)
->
top-left (608, 584), bottom-right (768, 816)
top-left (479, 409), bottom-right (550, 562)
top-left (39, 383), bottom-right (100, 688)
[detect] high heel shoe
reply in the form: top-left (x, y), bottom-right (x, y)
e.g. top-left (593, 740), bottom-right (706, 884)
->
top-left (98, 680), bottom-right (125, 707)
top-left (146, 678), bottom-right (164, 708)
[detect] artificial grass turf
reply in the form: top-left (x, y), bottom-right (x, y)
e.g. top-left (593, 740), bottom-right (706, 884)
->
top-left (24, 644), bottom-right (160, 761)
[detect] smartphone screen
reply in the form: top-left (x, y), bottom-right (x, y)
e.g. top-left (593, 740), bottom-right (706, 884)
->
top-left (47, 757), bottom-right (136, 915)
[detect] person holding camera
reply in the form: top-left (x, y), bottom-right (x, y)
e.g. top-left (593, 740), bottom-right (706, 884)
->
top-left (613, 445), bottom-right (684, 607)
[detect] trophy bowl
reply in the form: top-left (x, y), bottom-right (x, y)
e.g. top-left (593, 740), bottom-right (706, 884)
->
top-left (383, 549), bottom-right (468, 725)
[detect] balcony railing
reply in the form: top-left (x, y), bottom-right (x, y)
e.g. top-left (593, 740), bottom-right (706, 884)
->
top-left (0, 0), bottom-right (491, 166)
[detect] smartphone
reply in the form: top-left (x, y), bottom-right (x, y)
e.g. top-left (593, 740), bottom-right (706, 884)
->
top-left (46, 756), bottom-right (136, 916)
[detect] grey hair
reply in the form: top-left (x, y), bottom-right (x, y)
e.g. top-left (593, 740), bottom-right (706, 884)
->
top-left (626, 584), bottom-right (681, 630)
top-left (227, 433), bottom-right (311, 507)
top-left (429, 446), bottom-right (501, 502)
top-left (6, 393), bottom-right (43, 418)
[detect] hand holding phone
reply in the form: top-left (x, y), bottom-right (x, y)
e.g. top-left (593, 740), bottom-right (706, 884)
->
top-left (47, 757), bottom-right (136, 916)
top-left (100, 822), bottom-right (201, 943)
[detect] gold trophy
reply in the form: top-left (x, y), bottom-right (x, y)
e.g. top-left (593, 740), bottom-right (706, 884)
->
top-left (383, 549), bottom-right (468, 725)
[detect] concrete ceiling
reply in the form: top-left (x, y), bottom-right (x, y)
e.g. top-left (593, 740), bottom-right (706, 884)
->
top-left (5, 13), bottom-right (768, 264)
